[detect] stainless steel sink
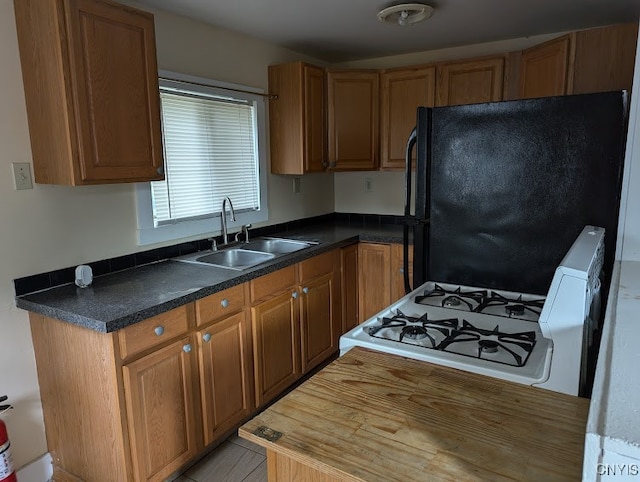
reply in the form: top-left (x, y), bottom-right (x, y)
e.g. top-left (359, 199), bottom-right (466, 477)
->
top-left (176, 248), bottom-right (275, 270)
top-left (172, 237), bottom-right (318, 270)
top-left (242, 237), bottom-right (317, 254)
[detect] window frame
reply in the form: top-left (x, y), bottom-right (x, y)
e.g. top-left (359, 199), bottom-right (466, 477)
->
top-left (135, 70), bottom-right (269, 246)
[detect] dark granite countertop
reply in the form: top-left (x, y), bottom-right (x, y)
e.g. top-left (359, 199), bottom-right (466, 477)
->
top-left (16, 221), bottom-right (405, 333)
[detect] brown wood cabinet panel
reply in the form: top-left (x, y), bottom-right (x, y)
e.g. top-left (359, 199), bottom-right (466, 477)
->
top-left (14, 0), bottom-right (164, 185)
top-left (118, 305), bottom-right (191, 360)
top-left (519, 35), bottom-right (574, 99)
top-left (122, 336), bottom-right (199, 482)
top-left (327, 71), bottom-right (379, 171)
top-left (251, 290), bottom-right (301, 407)
top-left (300, 272), bottom-right (339, 372)
top-left (357, 243), bottom-right (392, 323)
top-left (573, 22), bottom-right (638, 95)
top-left (30, 314), bottom-right (130, 481)
top-left (250, 265), bottom-right (296, 302)
top-left (380, 66), bottom-right (436, 170)
top-left (341, 244), bottom-right (359, 333)
top-left (268, 62), bottom-right (326, 174)
top-left (436, 56), bottom-right (505, 106)
top-left (195, 284), bottom-right (246, 325)
top-left (197, 311), bottom-right (253, 446)
top-left (391, 243), bottom-right (414, 302)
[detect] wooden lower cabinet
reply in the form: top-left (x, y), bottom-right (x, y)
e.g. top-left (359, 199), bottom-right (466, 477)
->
top-left (122, 336), bottom-right (199, 482)
top-left (358, 243), bottom-right (392, 322)
top-left (197, 311), bottom-right (253, 446)
top-left (251, 249), bottom-right (342, 407)
top-left (340, 244), bottom-right (359, 333)
top-left (251, 288), bottom-right (301, 407)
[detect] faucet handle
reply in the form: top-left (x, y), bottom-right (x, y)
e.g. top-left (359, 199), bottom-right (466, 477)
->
top-left (235, 224), bottom-right (252, 243)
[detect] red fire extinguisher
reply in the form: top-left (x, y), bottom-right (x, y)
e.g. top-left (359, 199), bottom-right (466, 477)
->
top-left (0, 395), bottom-right (16, 482)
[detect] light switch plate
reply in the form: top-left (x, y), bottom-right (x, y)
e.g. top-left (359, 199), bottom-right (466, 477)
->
top-left (12, 162), bottom-right (33, 190)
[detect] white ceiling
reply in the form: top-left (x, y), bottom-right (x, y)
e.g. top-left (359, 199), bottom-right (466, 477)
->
top-left (135, 0), bottom-right (640, 62)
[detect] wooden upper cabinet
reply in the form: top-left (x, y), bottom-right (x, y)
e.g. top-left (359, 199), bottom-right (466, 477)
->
top-left (327, 70), bottom-right (379, 171)
top-left (436, 56), bottom-right (505, 106)
top-left (519, 34), bottom-right (574, 99)
top-left (573, 22), bottom-right (638, 95)
top-left (380, 66), bottom-right (436, 170)
top-left (14, 0), bottom-right (164, 185)
top-left (268, 62), bottom-right (326, 175)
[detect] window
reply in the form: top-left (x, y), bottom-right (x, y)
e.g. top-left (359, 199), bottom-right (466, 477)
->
top-left (136, 72), bottom-right (268, 245)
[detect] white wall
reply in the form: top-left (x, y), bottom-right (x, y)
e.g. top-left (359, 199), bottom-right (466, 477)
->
top-left (0, 0), bottom-right (332, 469)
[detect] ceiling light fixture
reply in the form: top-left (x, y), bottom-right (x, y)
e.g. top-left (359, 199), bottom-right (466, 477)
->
top-left (377, 3), bottom-right (434, 26)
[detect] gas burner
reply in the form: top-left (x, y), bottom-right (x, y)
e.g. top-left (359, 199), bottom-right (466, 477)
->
top-left (505, 304), bottom-right (525, 317)
top-left (478, 339), bottom-right (499, 353)
top-left (441, 295), bottom-right (474, 311)
top-left (401, 325), bottom-right (428, 340)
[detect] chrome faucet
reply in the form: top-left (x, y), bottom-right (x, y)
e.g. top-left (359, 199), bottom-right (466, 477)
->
top-left (221, 196), bottom-right (236, 245)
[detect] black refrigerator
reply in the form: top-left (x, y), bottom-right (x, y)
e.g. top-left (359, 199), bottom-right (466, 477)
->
top-left (403, 91), bottom-right (628, 298)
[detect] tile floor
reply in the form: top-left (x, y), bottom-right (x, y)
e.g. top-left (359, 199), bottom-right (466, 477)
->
top-left (173, 433), bottom-right (267, 482)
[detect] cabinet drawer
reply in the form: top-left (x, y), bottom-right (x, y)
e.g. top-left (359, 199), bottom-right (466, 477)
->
top-left (118, 305), bottom-right (191, 359)
top-left (250, 265), bottom-right (296, 302)
top-left (196, 284), bottom-right (246, 325)
top-left (299, 249), bottom-right (337, 283)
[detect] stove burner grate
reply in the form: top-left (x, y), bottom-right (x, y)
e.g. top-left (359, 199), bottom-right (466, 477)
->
top-left (437, 320), bottom-right (536, 367)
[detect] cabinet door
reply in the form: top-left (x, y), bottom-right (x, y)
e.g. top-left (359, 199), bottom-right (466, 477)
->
top-left (268, 62), bottom-right (326, 175)
top-left (436, 56), bottom-right (505, 106)
top-left (304, 64), bottom-right (327, 172)
top-left (358, 243), bottom-right (392, 323)
top-left (380, 66), bottom-right (436, 170)
top-left (341, 244), bottom-right (359, 333)
top-left (123, 337), bottom-right (198, 482)
top-left (519, 35), bottom-right (573, 99)
top-left (573, 22), bottom-right (638, 95)
top-left (197, 312), bottom-right (253, 446)
top-left (65, 0), bottom-right (164, 183)
top-left (327, 71), bottom-right (379, 171)
top-left (299, 272), bottom-right (339, 372)
top-left (391, 244), bottom-right (414, 302)
top-left (251, 290), bottom-right (301, 407)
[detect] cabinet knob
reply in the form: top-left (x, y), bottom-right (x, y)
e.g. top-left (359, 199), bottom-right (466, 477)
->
top-left (220, 298), bottom-right (229, 308)
top-left (183, 344), bottom-right (192, 353)
top-left (302, 287), bottom-right (309, 294)
top-left (154, 326), bottom-right (164, 336)
top-left (157, 166), bottom-right (164, 175)
top-left (292, 291), bottom-right (298, 299)
top-left (202, 333), bottom-right (212, 343)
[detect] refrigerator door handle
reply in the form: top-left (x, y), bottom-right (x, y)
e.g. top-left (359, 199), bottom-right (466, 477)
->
top-left (404, 127), bottom-right (417, 295)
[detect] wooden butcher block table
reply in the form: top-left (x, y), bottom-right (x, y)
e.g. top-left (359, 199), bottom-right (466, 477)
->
top-left (239, 347), bottom-right (589, 481)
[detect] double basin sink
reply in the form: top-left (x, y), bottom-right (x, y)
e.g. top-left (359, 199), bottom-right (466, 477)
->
top-left (173, 237), bottom-right (318, 271)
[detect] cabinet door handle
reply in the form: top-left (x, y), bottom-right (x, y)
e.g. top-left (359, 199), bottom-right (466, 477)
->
top-left (202, 333), bottom-right (212, 343)
top-left (302, 287), bottom-right (309, 294)
top-left (154, 326), bottom-right (164, 336)
top-left (220, 298), bottom-right (229, 308)
top-left (183, 344), bottom-right (192, 353)
top-left (292, 291), bottom-right (298, 299)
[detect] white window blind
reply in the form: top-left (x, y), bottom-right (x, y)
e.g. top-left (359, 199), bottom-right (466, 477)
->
top-left (152, 87), bottom-right (260, 226)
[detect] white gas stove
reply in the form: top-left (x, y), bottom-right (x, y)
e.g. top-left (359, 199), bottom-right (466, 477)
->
top-left (340, 225), bottom-right (605, 396)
